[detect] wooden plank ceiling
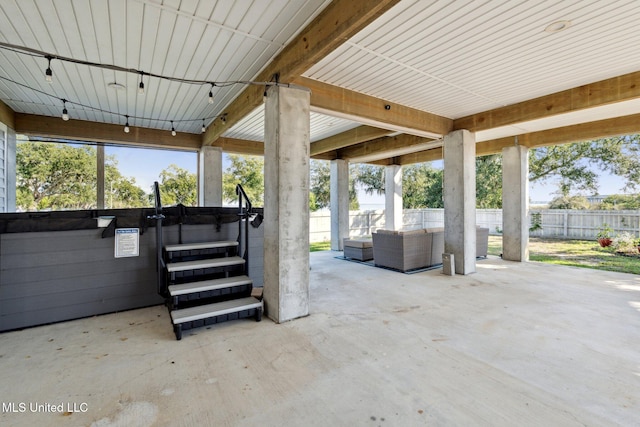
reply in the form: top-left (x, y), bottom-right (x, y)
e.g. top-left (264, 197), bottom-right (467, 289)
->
top-left (2, 0), bottom-right (640, 165)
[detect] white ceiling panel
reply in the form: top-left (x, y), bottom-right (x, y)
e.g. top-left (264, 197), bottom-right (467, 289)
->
top-left (0, 0), bottom-right (331, 134)
top-left (223, 105), bottom-right (360, 143)
top-left (1, 0), bottom-right (640, 150)
top-left (304, 0), bottom-right (640, 121)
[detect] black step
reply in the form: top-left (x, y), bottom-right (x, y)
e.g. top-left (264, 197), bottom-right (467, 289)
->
top-left (164, 240), bottom-right (238, 252)
top-left (168, 275), bottom-right (252, 297)
top-left (170, 297), bottom-right (263, 340)
top-left (166, 256), bottom-right (245, 273)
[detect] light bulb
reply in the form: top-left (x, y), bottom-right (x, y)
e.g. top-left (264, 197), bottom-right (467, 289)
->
top-left (124, 123), bottom-right (130, 133)
top-left (138, 80), bottom-right (145, 94)
top-left (208, 90), bottom-right (214, 104)
top-left (62, 108), bottom-right (69, 121)
top-left (45, 56), bottom-right (53, 82)
top-left (201, 123), bottom-right (206, 133)
top-left (171, 128), bottom-right (176, 137)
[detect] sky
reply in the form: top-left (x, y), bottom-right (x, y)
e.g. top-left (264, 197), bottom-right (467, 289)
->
top-left (106, 145), bottom-right (198, 193)
top-left (106, 145), bottom-right (628, 208)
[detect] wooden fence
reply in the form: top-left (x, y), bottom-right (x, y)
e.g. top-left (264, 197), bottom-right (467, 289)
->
top-left (309, 209), bottom-right (640, 242)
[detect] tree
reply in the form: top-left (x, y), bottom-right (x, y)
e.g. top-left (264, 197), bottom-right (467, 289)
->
top-left (402, 163), bottom-right (444, 208)
top-left (598, 194), bottom-right (640, 210)
top-left (548, 195), bottom-right (590, 210)
top-left (309, 160), bottom-right (360, 210)
top-left (530, 135), bottom-right (640, 196)
top-left (16, 141), bottom-right (146, 211)
top-left (17, 142), bottom-right (97, 210)
top-left (310, 160), bottom-right (330, 209)
top-left (223, 154), bottom-right (264, 205)
top-left (356, 164), bottom-right (385, 196)
top-left (105, 163), bottom-right (147, 208)
top-left (354, 158), bottom-right (504, 209)
top-left (158, 164), bottom-right (197, 206)
top-left (476, 155), bottom-right (503, 208)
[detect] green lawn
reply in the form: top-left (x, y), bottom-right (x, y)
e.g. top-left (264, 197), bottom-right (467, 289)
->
top-left (310, 241), bottom-right (331, 252)
top-left (489, 235), bottom-right (640, 275)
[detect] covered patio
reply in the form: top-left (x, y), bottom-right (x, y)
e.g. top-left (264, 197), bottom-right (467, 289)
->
top-left (1, 252), bottom-right (638, 426)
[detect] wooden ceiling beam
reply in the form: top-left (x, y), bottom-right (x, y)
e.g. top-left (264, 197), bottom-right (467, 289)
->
top-left (15, 113), bottom-right (201, 150)
top-left (296, 77), bottom-right (453, 138)
top-left (311, 125), bottom-right (393, 156)
top-left (212, 137), bottom-right (264, 156)
top-left (454, 70), bottom-right (640, 132)
top-left (395, 147), bottom-right (444, 165)
top-left (202, 0), bottom-right (401, 146)
top-left (338, 134), bottom-right (438, 162)
top-left (388, 112), bottom-right (640, 166)
top-left (0, 99), bottom-right (15, 129)
top-left (475, 112), bottom-right (640, 156)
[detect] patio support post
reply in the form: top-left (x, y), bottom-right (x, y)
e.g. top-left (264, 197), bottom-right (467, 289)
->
top-left (97, 145), bottom-right (105, 209)
top-left (385, 164), bottom-right (402, 230)
top-left (198, 146), bottom-right (223, 207)
top-left (502, 145), bottom-right (529, 261)
top-left (5, 125), bottom-right (16, 212)
top-left (443, 129), bottom-right (476, 274)
top-left (263, 85), bottom-right (311, 323)
top-left (330, 159), bottom-right (349, 250)
top-left (0, 122), bottom-right (16, 212)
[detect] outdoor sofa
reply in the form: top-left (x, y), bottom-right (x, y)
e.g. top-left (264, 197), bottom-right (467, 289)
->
top-left (372, 227), bottom-right (489, 272)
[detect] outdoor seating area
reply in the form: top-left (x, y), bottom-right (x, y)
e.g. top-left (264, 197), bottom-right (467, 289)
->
top-left (343, 238), bottom-right (373, 261)
top-left (1, 251), bottom-right (638, 426)
top-left (369, 227), bottom-right (490, 272)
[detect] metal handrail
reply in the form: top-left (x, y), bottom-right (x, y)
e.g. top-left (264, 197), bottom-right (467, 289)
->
top-left (148, 181), bottom-right (166, 296)
top-left (235, 184), bottom-right (253, 275)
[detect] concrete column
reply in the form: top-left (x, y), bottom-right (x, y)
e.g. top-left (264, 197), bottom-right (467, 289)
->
top-left (443, 129), bottom-right (476, 275)
top-left (97, 145), bottom-right (105, 209)
top-left (198, 146), bottom-right (223, 206)
top-left (330, 159), bottom-right (349, 250)
top-left (263, 85), bottom-right (310, 323)
top-left (502, 145), bottom-right (529, 261)
top-left (385, 164), bottom-right (403, 230)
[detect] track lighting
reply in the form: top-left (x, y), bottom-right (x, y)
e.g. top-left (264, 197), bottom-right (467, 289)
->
top-left (61, 99), bottom-right (69, 121)
top-left (201, 119), bottom-right (206, 133)
top-left (138, 73), bottom-right (145, 94)
top-left (45, 56), bottom-right (53, 83)
top-left (171, 121), bottom-right (176, 136)
top-left (124, 115), bottom-right (130, 133)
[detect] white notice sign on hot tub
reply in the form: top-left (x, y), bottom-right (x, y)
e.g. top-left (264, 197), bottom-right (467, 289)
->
top-left (115, 228), bottom-right (140, 258)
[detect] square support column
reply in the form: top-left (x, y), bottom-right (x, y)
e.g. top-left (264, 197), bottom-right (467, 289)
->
top-left (198, 146), bottom-right (223, 207)
top-left (330, 159), bottom-right (349, 250)
top-left (97, 145), bottom-right (105, 209)
top-left (385, 164), bottom-right (402, 230)
top-left (263, 85), bottom-right (310, 323)
top-left (502, 145), bottom-right (529, 261)
top-left (443, 129), bottom-right (476, 275)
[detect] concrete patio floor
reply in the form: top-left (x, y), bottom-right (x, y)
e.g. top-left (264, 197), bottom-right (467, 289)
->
top-left (1, 251), bottom-right (639, 426)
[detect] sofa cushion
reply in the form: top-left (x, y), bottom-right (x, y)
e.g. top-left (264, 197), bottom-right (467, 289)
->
top-left (397, 229), bottom-right (426, 236)
top-left (376, 229), bottom-right (399, 235)
top-left (424, 227), bottom-right (444, 233)
top-left (343, 238), bottom-right (373, 249)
